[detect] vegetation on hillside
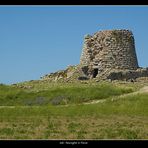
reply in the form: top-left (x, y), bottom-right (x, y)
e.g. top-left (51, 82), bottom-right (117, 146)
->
top-left (0, 82), bottom-right (133, 106)
top-left (0, 81), bottom-right (148, 139)
top-left (0, 91), bottom-right (147, 139)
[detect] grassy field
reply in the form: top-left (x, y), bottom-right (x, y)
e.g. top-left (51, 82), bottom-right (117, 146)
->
top-left (0, 81), bottom-right (134, 105)
top-left (0, 80), bottom-right (148, 139)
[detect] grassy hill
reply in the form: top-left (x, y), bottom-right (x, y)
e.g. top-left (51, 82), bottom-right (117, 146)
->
top-left (0, 80), bottom-right (147, 139)
top-left (0, 81), bottom-right (134, 106)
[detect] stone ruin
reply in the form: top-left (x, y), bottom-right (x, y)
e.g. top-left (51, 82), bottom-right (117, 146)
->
top-left (79, 29), bottom-right (148, 81)
top-left (41, 29), bottom-right (148, 82)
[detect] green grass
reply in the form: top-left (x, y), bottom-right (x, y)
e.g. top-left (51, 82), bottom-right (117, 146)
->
top-left (0, 81), bottom-right (148, 139)
top-left (0, 92), bottom-right (147, 117)
top-left (0, 91), bottom-right (148, 139)
top-left (0, 82), bottom-right (133, 106)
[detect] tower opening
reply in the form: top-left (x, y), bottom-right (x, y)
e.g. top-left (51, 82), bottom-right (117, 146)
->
top-left (93, 68), bottom-right (98, 78)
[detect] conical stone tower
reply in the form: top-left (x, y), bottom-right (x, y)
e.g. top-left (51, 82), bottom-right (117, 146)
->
top-left (80, 29), bottom-right (139, 78)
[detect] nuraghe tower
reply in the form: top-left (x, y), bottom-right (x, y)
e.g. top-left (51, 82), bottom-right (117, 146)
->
top-left (41, 29), bottom-right (148, 82)
top-left (80, 29), bottom-right (140, 79)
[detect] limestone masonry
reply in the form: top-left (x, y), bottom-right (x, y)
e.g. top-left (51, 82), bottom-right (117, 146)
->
top-left (80, 29), bottom-right (139, 78)
top-left (41, 29), bottom-right (148, 82)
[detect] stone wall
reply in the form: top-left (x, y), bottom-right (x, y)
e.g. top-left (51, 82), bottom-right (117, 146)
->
top-left (41, 29), bottom-right (148, 82)
top-left (106, 68), bottom-right (148, 81)
top-left (80, 29), bottom-right (139, 78)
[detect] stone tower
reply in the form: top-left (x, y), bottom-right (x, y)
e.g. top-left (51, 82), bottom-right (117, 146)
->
top-left (80, 29), bottom-right (139, 78)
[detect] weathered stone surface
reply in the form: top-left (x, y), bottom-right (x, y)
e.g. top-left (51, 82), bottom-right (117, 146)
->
top-left (41, 65), bottom-right (86, 82)
top-left (78, 76), bottom-right (89, 80)
top-left (41, 29), bottom-right (148, 82)
top-left (80, 29), bottom-right (139, 79)
top-left (106, 68), bottom-right (148, 81)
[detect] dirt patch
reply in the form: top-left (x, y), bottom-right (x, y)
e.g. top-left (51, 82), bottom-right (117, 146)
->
top-left (139, 86), bottom-right (148, 93)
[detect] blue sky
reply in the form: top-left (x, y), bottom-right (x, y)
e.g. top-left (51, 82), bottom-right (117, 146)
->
top-left (0, 6), bottom-right (148, 84)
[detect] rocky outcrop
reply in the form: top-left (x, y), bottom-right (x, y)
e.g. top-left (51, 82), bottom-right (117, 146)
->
top-left (41, 65), bottom-right (85, 82)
